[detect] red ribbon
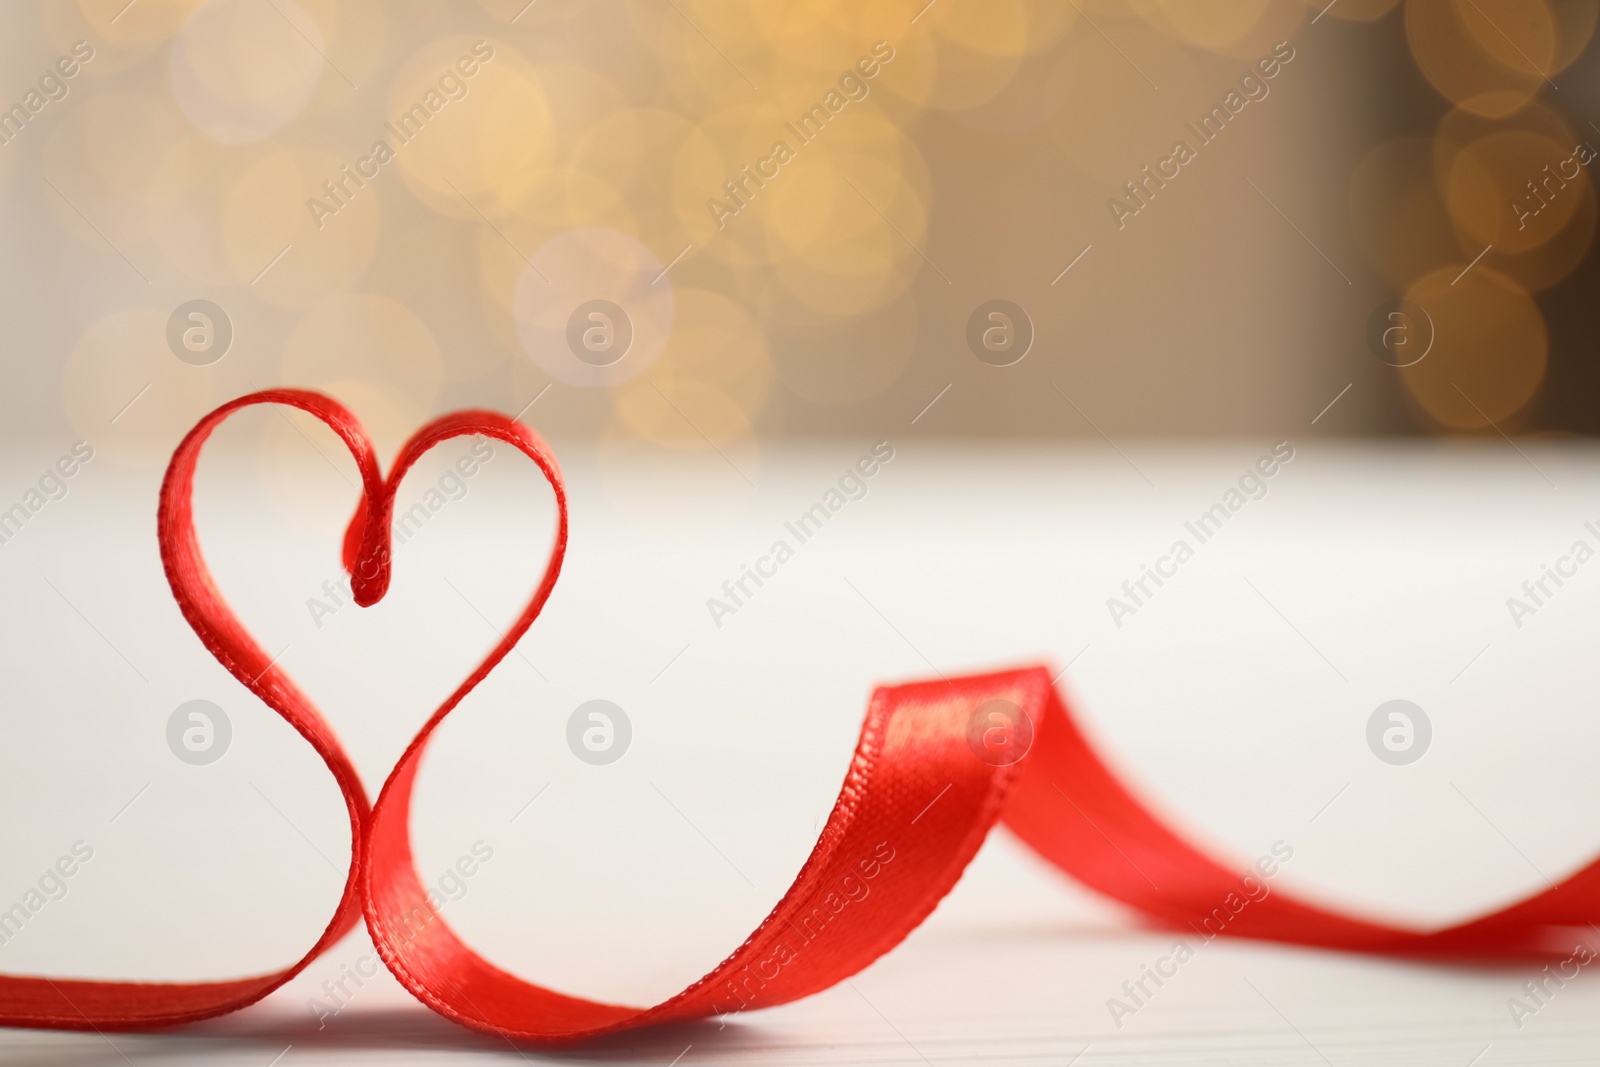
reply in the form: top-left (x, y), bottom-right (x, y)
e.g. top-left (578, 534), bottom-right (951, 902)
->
top-left (4, 390), bottom-right (1594, 1040)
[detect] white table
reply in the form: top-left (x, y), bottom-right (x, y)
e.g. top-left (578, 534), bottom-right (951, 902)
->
top-left (4, 432), bottom-right (1599, 1063)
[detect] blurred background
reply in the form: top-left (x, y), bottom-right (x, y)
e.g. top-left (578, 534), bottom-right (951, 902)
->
top-left (1, 0), bottom-right (1597, 468)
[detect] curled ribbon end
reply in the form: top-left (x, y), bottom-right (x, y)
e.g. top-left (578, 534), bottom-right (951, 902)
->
top-left (351, 570), bottom-right (387, 607)
top-left (350, 530), bottom-right (392, 606)
top-left (342, 496), bottom-right (392, 607)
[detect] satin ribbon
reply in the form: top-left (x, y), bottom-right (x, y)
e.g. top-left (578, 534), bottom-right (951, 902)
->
top-left (3, 390), bottom-right (1594, 1040)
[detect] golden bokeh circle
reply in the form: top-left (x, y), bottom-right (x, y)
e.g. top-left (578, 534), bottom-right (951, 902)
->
top-left (67, 0), bottom-right (201, 52)
top-left (148, 129), bottom-right (244, 283)
top-left (1444, 128), bottom-right (1587, 254)
top-left (168, 0), bottom-right (328, 143)
top-left (1398, 265), bottom-right (1547, 429)
top-left (1430, 101), bottom-right (1595, 289)
top-left (671, 104), bottom-right (765, 264)
top-left (645, 0), bottom-right (772, 107)
top-left (612, 287), bottom-right (772, 446)
top-left (568, 108), bottom-right (709, 255)
top-left (704, 104), bottom-right (934, 318)
top-left (513, 227), bottom-right (676, 388)
top-left (221, 147), bottom-right (381, 305)
top-left (506, 63), bottom-right (630, 229)
top-left (764, 150), bottom-right (930, 317)
top-left (1545, 0), bottom-right (1600, 72)
top-left (42, 90), bottom-right (186, 251)
top-left (1450, 0), bottom-right (1559, 80)
top-left (1348, 135), bottom-right (1462, 289)
top-left (389, 36), bottom-right (553, 218)
top-left (1406, 0), bottom-right (1546, 117)
top-left (1432, 97), bottom-right (1575, 202)
top-left (1471, 182), bottom-right (1596, 293)
top-left (884, 31), bottom-right (1023, 113)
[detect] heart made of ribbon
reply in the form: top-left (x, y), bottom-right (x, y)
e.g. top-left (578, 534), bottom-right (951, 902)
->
top-left (4, 390), bottom-right (1596, 1042)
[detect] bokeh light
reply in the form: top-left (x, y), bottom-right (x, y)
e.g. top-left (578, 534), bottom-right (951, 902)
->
top-left (1406, 0), bottom-right (1549, 117)
top-left (11, 0), bottom-right (1596, 450)
top-left (513, 228), bottom-right (675, 389)
top-left (222, 147), bottom-right (381, 305)
top-left (1349, 135), bottom-right (1462, 289)
top-left (168, 0), bottom-right (327, 144)
top-left (1399, 265), bottom-right (1548, 429)
top-left (64, 0), bottom-right (198, 54)
top-left (42, 90), bottom-right (185, 251)
top-left (388, 35), bottom-right (553, 219)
